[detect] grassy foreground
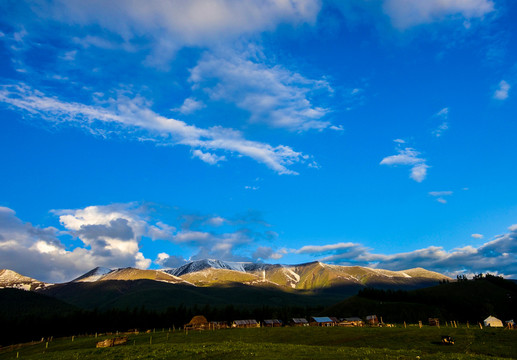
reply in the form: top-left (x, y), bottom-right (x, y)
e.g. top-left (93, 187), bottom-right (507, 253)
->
top-left (1, 326), bottom-right (516, 360)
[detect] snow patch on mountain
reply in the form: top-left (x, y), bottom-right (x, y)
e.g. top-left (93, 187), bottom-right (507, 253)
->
top-left (73, 267), bottom-right (113, 282)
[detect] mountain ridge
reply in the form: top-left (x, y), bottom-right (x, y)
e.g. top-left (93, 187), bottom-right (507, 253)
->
top-left (1, 259), bottom-right (451, 292)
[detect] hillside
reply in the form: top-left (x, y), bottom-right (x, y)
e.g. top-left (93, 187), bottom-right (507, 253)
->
top-left (0, 288), bottom-right (77, 319)
top-left (38, 279), bottom-right (336, 311)
top-left (325, 275), bottom-right (517, 323)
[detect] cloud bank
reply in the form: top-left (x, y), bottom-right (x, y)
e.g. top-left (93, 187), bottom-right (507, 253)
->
top-left (0, 204), bottom-right (281, 282)
top-left (295, 224), bottom-right (517, 278)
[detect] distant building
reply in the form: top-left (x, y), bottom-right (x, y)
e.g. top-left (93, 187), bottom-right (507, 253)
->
top-left (232, 319), bottom-right (260, 328)
top-left (290, 318), bottom-right (309, 327)
top-left (484, 316), bottom-right (503, 327)
top-left (263, 319), bottom-right (282, 327)
top-left (310, 317), bottom-right (335, 327)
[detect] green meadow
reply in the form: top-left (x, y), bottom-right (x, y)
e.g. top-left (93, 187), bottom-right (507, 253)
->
top-left (1, 326), bottom-right (516, 360)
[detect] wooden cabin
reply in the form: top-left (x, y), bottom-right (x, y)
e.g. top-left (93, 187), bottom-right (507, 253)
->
top-left (232, 319), bottom-right (260, 328)
top-left (310, 317), bottom-right (335, 327)
top-left (290, 318), bottom-right (309, 327)
top-left (263, 319), bottom-right (282, 327)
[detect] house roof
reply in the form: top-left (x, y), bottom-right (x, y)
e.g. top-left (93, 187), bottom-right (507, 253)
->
top-left (291, 318), bottom-right (308, 323)
top-left (264, 319), bottom-right (282, 324)
top-left (233, 319), bottom-right (258, 325)
top-left (311, 317), bottom-right (334, 323)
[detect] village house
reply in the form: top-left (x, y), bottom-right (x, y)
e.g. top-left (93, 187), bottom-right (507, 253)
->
top-left (310, 317), bottom-right (335, 327)
top-left (290, 318), bottom-right (309, 327)
top-left (263, 319), bottom-right (282, 327)
top-left (232, 319), bottom-right (260, 328)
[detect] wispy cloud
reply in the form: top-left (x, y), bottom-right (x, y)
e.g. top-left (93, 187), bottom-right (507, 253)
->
top-left (493, 80), bottom-right (510, 100)
top-left (471, 233), bottom-right (484, 239)
top-left (0, 84), bottom-right (310, 174)
top-left (189, 49), bottom-right (333, 132)
top-left (432, 107), bottom-right (449, 137)
top-left (429, 190), bottom-right (453, 204)
top-left (383, 0), bottom-right (495, 29)
top-left (380, 143), bottom-right (429, 182)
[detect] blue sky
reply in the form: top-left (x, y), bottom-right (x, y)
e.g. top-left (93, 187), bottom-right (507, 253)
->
top-left (1, 0), bottom-right (517, 282)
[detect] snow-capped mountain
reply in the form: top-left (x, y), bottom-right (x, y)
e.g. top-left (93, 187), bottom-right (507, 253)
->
top-left (0, 269), bottom-right (50, 291)
top-left (1, 260), bottom-right (451, 292)
top-left (72, 267), bottom-right (189, 284)
top-left (72, 267), bottom-right (113, 282)
top-left (164, 259), bottom-right (270, 277)
top-left (162, 259), bottom-right (449, 289)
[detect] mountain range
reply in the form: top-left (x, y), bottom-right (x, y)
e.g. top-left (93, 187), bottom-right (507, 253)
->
top-left (1, 259), bottom-right (449, 300)
top-left (2, 259), bottom-right (450, 291)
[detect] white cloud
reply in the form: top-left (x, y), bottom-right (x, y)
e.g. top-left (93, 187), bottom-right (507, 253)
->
top-left (380, 145), bottom-right (429, 182)
top-left (0, 204), bottom-right (160, 282)
top-left (383, 0), bottom-right (495, 29)
top-left (252, 246), bottom-right (286, 261)
top-left (471, 233), bottom-right (484, 239)
top-left (295, 224), bottom-right (517, 277)
top-left (429, 190), bottom-right (453, 203)
top-left (189, 50), bottom-right (332, 131)
top-left (174, 97), bottom-right (205, 115)
top-left (192, 149), bottom-right (226, 165)
top-left (493, 80), bottom-right (510, 100)
top-left (31, 0), bottom-right (321, 65)
top-left (429, 191), bottom-right (453, 197)
top-left (0, 203), bottom-right (278, 281)
top-left (0, 84), bottom-right (309, 175)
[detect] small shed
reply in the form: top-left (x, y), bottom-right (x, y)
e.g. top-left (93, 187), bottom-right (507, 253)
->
top-left (429, 318), bottom-right (440, 327)
top-left (366, 315), bottom-right (379, 326)
top-left (185, 315), bottom-right (209, 330)
top-left (310, 317), bottom-right (334, 327)
top-left (263, 319), bottom-right (282, 327)
top-left (339, 317), bottom-right (364, 327)
top-left (484, 316), bottom-right (503, 327)
top-left (290, 318), bottom-right (309, 327)
top-left (232, 319), bottom-right (260, 328)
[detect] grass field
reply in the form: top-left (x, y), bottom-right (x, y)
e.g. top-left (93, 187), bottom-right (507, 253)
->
top-left (1, 326), bottom-right (516, 359)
